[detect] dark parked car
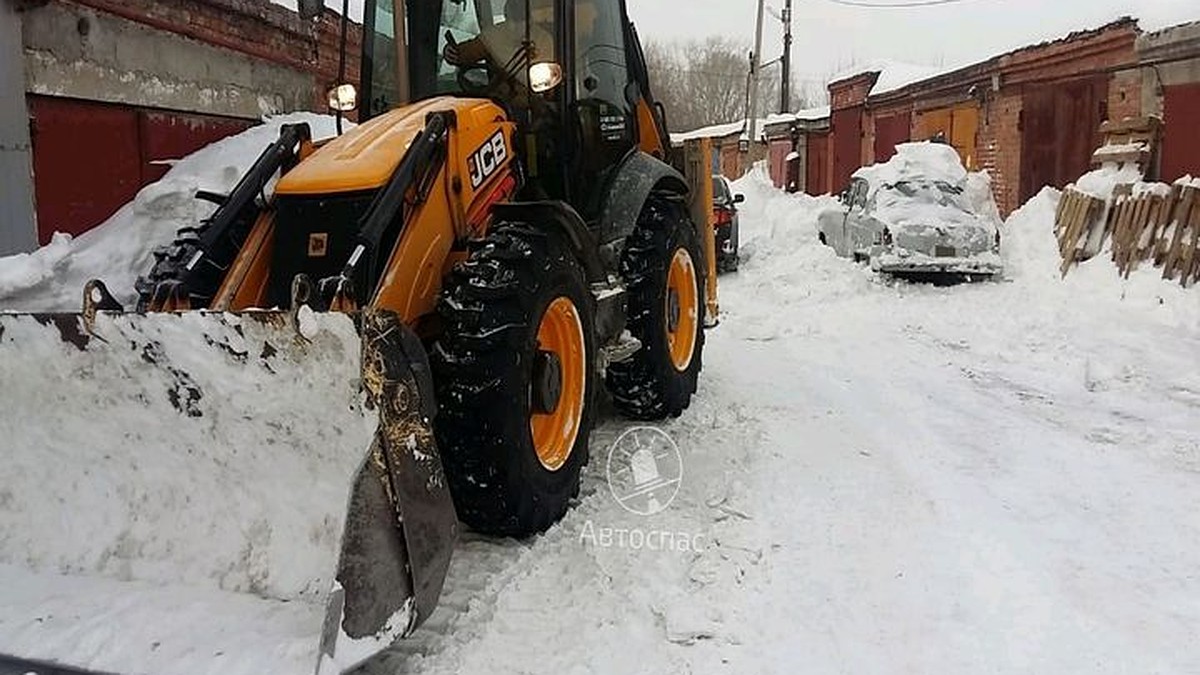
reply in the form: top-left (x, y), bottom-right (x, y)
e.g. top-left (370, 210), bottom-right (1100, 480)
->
top-left (713, 175), bottom-right (744, 273)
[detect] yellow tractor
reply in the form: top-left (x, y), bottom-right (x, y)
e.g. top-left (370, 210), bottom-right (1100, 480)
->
top-left (0, 0), bottom-right (718, 673)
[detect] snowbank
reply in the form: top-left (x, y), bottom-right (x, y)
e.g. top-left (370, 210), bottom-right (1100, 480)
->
top-left (854, 142), bottom-right (969, 188)
top-left (1073, 164), bottom-right (1144, 200)
top-left (0, 113), bottom-right (344, 312)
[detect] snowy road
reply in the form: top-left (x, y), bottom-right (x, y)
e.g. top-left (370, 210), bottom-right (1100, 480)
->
top-left (2, 126), bottom-right (1197, 674)
top-left (362, 179), bottom-right (1200, 675)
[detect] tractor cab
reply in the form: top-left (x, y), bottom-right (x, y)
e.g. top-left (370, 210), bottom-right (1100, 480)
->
top-left (358, 0), bottom-right (670, 222)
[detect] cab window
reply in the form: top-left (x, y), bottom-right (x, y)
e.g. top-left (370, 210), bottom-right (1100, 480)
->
top-left (573, 0), bottom-right (634, 190)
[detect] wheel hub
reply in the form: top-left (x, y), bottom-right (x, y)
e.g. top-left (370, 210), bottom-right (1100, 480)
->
top-left (665, 247), bottom-right (699, 373)
top-left (667, 288), bottom-right (681, 333)
top-left (532, 349), bottom-right (563, 414)
top-left (530, 296), bottom-right (587, 472)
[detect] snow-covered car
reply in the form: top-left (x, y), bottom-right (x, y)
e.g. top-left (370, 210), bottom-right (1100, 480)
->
top-left (818, 143), bottom-right (1003, 280)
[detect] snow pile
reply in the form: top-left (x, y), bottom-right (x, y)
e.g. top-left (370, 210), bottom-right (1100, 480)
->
top-left (732, 165), bottom-right (841, 269)
top-left (854, 142), bottom-right (970, 189)
top-left (1073, 163), bottom-right (1144, 200)
top-left (0, 310), bottom-right (375, 674)
top-left (0, 113), bottom-right (344, 312)
top-left (966, 171), bottom-right (1003, 224)
top-left (999, 187), bottom-right (1063, 283)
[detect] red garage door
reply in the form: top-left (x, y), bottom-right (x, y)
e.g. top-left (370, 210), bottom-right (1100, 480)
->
top-left (832, 106), bottom-right (863, 193)
top-left (768, 138), bottom-right (791, 189)
top-left (807, 132), bottom-right (830, 196)
top-left (29, 97), bottom-right (142, 243)
top-left (874, 112), bottom-right (911, 164)
top-left (1019, 77), bottom-right (1107, 204)
top-left (1162, 83), bottom-right (1200, 183)
top-left (29, 96), bottom-right (253, 244)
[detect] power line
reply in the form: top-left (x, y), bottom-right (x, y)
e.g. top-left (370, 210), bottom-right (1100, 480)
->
top-left (824, 0), bottom-right (981, 8)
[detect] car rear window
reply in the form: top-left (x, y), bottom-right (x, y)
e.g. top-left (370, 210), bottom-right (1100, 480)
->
top-left (712, 177), bottom-right (731, 202)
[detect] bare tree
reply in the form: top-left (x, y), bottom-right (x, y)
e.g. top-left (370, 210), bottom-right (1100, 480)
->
top-left (646, 37), bottom-right (825, 133)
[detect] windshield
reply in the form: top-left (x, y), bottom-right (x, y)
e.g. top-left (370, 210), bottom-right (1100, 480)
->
top-left (872, 180), bottom-right (972, 216)
top-left (366, 0), bottom-right (557, 116)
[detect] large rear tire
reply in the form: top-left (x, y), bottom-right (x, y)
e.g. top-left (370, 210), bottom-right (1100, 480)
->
top-left (432, 224), bottom-right (596, 537)
top-left (606, 197), bottom-right (706, 420)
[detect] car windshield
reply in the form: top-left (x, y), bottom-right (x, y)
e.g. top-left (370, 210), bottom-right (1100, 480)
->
top-left (872, 180), bottom-right (973, 215)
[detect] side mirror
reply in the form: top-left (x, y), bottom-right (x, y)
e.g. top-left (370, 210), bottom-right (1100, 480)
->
top-left (733, 194), bottom-right (746, 204)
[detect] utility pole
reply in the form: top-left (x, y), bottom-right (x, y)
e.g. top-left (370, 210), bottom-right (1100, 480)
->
top-left (747, 0), bottom-right (766, 151)
top-left (780, 0), bottom-right (793, 114)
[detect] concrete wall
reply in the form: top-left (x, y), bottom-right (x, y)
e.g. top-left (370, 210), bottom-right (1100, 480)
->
top-left (1138, 21), bottom-right (1200, 115)
top-left (0, 0), bottom-right (37, 256)
top-left (22, 2), bottom-right (316, 119)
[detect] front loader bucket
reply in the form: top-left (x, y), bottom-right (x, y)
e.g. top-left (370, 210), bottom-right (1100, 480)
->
top-left (0, 296), bottom-right (456, 675)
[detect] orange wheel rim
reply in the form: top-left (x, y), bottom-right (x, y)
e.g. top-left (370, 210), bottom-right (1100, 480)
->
top-left (530, 296), bottom-right (587, 472)
top-left (666, 248), bottom-right (699, 372)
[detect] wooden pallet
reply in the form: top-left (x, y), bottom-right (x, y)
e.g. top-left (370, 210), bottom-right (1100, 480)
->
top-left (1058, 183), bottom-right (1200, 286)
top-left (1162, 186), bottom-right (1200, 286)
top-left (1055, 190), bottom-right (1105, 277)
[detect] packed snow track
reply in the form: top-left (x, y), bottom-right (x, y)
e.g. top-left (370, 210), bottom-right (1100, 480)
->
top-left (359, 175), bottom-right (1200, 675)
top-left (1, 155), bottom-right (1197, 674)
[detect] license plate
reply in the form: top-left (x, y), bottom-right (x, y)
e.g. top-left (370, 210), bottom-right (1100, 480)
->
top-left (935, 245), bottom-right (957, 258)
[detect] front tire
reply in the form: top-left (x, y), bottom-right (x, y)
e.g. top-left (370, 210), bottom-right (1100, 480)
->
top-left (606, 197), bottom-right (706, 420)
top-left (432, 224), bottom-right (596, 537)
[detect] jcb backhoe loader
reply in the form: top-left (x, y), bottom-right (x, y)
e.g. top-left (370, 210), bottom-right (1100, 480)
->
top-left (0, 0), bottom-right (718, 673)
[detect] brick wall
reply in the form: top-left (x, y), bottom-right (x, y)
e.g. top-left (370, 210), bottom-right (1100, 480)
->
top-left (977, 91), bottom-right (1023, 216)
top-left (71, 0), bottom-right (314, 71)
top-left (315, 11), bottom-right (364, 111)
top-left (1108, 69), bottom-right (1144, 123)
top-left (830, 73), bottom-right (877, 111)
top-left (62, 0), bottom-right (361, 112)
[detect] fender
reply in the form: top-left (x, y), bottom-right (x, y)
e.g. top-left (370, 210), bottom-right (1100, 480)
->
top-left (491, 201), bottom-right (607, 283)
top-left (597, 151), bottom-right (690, 245)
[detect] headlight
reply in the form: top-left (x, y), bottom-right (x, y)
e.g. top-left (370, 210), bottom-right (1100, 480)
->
top-left (327, 83), bottom-right (358, 112)
top-left (529, 62), bottom-right (564, 94)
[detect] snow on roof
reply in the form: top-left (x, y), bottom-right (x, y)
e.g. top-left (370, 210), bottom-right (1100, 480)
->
top-left (670, 120), bottom-right (747, 145)
top-left (872, 62), bottom-right (966, 96)
top-left (762, 106), bottom-right (832, 128)
top-left (853, 142), bottom-right (968, 187)
top-left (827, 19), bottom-right (1142, 100)
top-left (671, 108), bottom-right (831, 146)
top-left (829, 60), bottom-right (949, 98)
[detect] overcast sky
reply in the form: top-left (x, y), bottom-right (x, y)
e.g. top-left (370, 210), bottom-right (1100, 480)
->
top-left (297, 0), bottom-right (1196, 95)
top-left (627, 0), bottom-right (1198, 94)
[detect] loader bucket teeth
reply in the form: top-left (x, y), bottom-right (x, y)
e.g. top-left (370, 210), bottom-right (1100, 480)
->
top-left (0, 305), bottom-right (456, 675)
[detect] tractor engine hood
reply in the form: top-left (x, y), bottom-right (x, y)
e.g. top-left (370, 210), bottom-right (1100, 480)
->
top-left (276, 97), bottom-right (503, 197)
